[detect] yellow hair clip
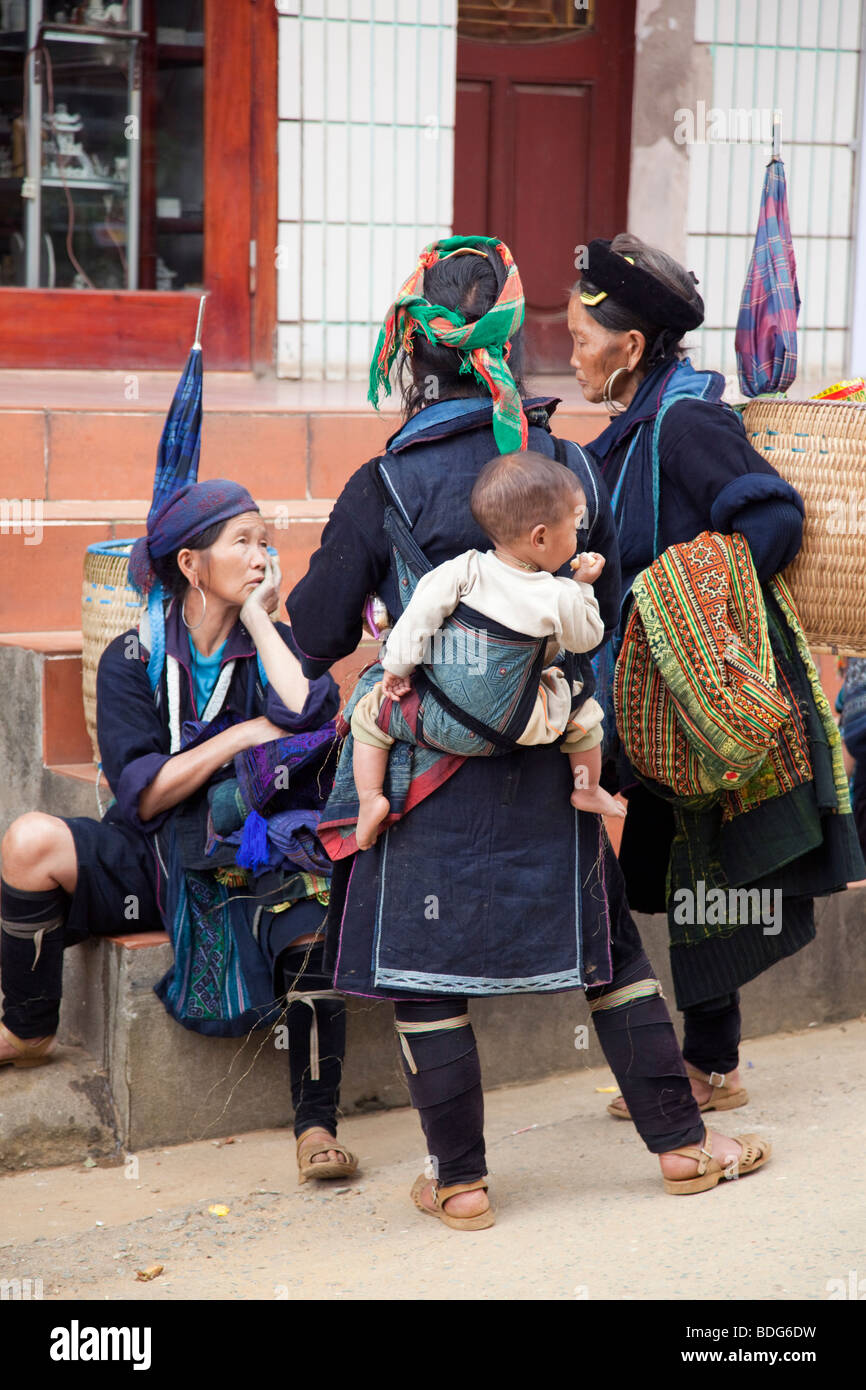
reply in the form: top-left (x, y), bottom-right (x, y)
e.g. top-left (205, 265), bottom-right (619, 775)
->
top-left (580, 254), bottom-right (635, 305)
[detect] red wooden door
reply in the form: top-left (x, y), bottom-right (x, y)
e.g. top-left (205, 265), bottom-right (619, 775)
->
top-left (454, 1), bottom-right (636, 374)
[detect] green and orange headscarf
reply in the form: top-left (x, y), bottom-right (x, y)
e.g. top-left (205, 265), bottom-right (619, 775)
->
top-left (368, 234), bottom-right (528, 453)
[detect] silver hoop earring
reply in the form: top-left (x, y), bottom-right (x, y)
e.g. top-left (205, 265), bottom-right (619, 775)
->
top-left (181, 581), bottom-right (207, 631)
top-left (602, 366), bottom-right (630, 415)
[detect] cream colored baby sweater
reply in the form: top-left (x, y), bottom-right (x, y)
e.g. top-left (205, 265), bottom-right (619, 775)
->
top-left (383, 549), bottom-right (604, 678)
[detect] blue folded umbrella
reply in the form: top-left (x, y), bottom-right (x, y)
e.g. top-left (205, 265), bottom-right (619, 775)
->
top-left (138, 296), bottom-right (207, 690)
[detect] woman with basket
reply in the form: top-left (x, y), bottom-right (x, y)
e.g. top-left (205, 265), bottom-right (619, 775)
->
top-left (286, 234), bottom-right (774, 1227)
top-left (0, 481), bottom-right (358, 1185)
top-left (568, 234), bottom-right (865, 1124)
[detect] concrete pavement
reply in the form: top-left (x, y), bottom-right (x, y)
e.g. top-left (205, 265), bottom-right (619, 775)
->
top-left (1, 1017), bottom-right (864, 1301)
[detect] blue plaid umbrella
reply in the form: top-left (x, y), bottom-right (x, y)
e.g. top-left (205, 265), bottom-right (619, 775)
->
top-left (735, 156), bottom-right (800, 397)
top-left (141, 295), bottom-right (207, 688)
top-left (147, 295), bottom-right (207, 519)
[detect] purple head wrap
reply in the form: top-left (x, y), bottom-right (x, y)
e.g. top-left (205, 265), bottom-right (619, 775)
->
top-left (129, 479), bottom-right (260, 594)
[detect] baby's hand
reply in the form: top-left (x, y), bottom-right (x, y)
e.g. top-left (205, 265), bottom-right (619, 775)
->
top-left (570, 551), bottom-right (605, 584)
top-left (382, 670), bottom-right (412, 700)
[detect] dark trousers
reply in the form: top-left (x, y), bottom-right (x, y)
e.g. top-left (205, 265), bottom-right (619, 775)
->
top-left (618, 784), bottom-right (742, 1074)
top-left (681, 992), bottom-right (741, 1075)
top-left (394, 996), bottom-right (485, 1189)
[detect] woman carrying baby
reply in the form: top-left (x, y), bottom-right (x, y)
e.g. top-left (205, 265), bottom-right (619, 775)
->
top-left (288, 235), bottom-right (772, 1229)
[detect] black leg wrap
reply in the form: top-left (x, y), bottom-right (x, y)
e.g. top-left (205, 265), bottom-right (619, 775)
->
top-left (588, 951), bottom-right (704, 1155)
top-left (1, 881), bottom-right (69, 1039)
top-left (394, 998), bottom-right (486, 1188)
top-left (279, 944), bottom-right (346, 1140)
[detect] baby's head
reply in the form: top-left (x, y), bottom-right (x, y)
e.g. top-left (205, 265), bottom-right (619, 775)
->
top-left (470, 450), bottom-right (587, 574)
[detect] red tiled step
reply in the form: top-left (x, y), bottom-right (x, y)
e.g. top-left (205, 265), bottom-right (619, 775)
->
top-left (0, 377), bottom-right (606, 506)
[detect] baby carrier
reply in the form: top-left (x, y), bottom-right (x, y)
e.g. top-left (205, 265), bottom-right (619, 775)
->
top-left (371, 435), bottom-right (599, 757)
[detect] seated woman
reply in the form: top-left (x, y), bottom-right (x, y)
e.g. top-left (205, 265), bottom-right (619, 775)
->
top-left (0, 479), bottom-right (355, 1184)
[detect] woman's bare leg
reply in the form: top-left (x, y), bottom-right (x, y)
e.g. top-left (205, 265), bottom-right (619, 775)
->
top-left (2, 812), bottom-right (78, 894)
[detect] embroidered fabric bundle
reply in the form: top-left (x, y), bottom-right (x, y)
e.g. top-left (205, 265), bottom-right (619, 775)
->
top-left (235, 723), bottom-right (337, 814)
top-left (614, 531), bottom-right (791, 799)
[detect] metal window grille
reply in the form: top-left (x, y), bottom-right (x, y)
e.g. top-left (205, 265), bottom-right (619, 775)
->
top-left (687, 0), bottom-right (865, 391)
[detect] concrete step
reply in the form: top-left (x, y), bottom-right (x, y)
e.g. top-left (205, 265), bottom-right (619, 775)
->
top-left (56, 932), bottom-right (406, 1156)
top-left (0, 637), bottom-right (102, 835)
top-left (0, 1043), bottom-right (121, 1174)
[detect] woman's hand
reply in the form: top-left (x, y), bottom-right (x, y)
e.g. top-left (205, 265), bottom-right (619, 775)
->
top-left (382, 670), bottom-right (412, 700)
top-left (570, 552), bottom-right (605, 584)
top-left (238, 715), bottom-right (289, 749)
top-left (241, 553), bottom-right (281, 623)
top-left (239, 554), bottom-right (311, 715)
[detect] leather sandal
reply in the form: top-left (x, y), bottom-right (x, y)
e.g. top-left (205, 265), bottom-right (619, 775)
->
top-left (607, 1062), bottom-right (749, 1121)
top-left (296, 1128), bottom-right (358, 1184)
top-left (0, 1022), bottom-right (56, 1069)
top-left (410, 1174), bottom-right (495, 1231)
top-left (662, 1128), bottom-right (771, 1195)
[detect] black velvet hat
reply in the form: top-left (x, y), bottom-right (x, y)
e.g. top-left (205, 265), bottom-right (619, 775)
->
top-left (581, 239), bottom-right (704, 333)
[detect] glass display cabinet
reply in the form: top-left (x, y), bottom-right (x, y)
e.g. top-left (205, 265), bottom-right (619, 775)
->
top-left (0, 1), bottom-right (144, 288)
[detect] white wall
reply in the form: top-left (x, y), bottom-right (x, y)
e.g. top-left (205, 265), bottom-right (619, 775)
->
top-left (686, 0), bottom-right (864, 391)
top-left (849, 2), bottom-right (866, 374)
top-left (275, 0), bottom-right (457, 380)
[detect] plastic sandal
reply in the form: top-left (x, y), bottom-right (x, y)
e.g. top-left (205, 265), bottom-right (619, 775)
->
top-left (0, 1022), bottom-right (56, 1069)
top-left (608, 1062), bottom-right (749, 1121)
top-left (296, 1128), bottom-right (358, 1184)
top-left (410, 1174), bottom-right (495, 1231)
top-left (662, 1129), bottom-right (771, 1195)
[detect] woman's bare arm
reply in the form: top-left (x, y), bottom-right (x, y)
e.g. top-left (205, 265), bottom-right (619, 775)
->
top-left (240, 556), bottom-right (310, 712)
top-left (137, 717), bottom-right (284, 823)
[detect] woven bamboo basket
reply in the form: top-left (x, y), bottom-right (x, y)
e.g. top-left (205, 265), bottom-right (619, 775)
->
top-left (742, 398), bottom-right (866, 656)
top-left (82, 540), bottom-right (145, 763)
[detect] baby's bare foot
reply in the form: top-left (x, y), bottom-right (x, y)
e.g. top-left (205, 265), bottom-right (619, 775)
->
top-left (571, 784), bottom-right (626, 817)
top-left (356, 793), bottom-right (390, 850)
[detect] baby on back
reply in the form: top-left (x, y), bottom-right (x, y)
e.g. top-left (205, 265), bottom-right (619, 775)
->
top-left (351, 449), bottom-right (625, 848)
